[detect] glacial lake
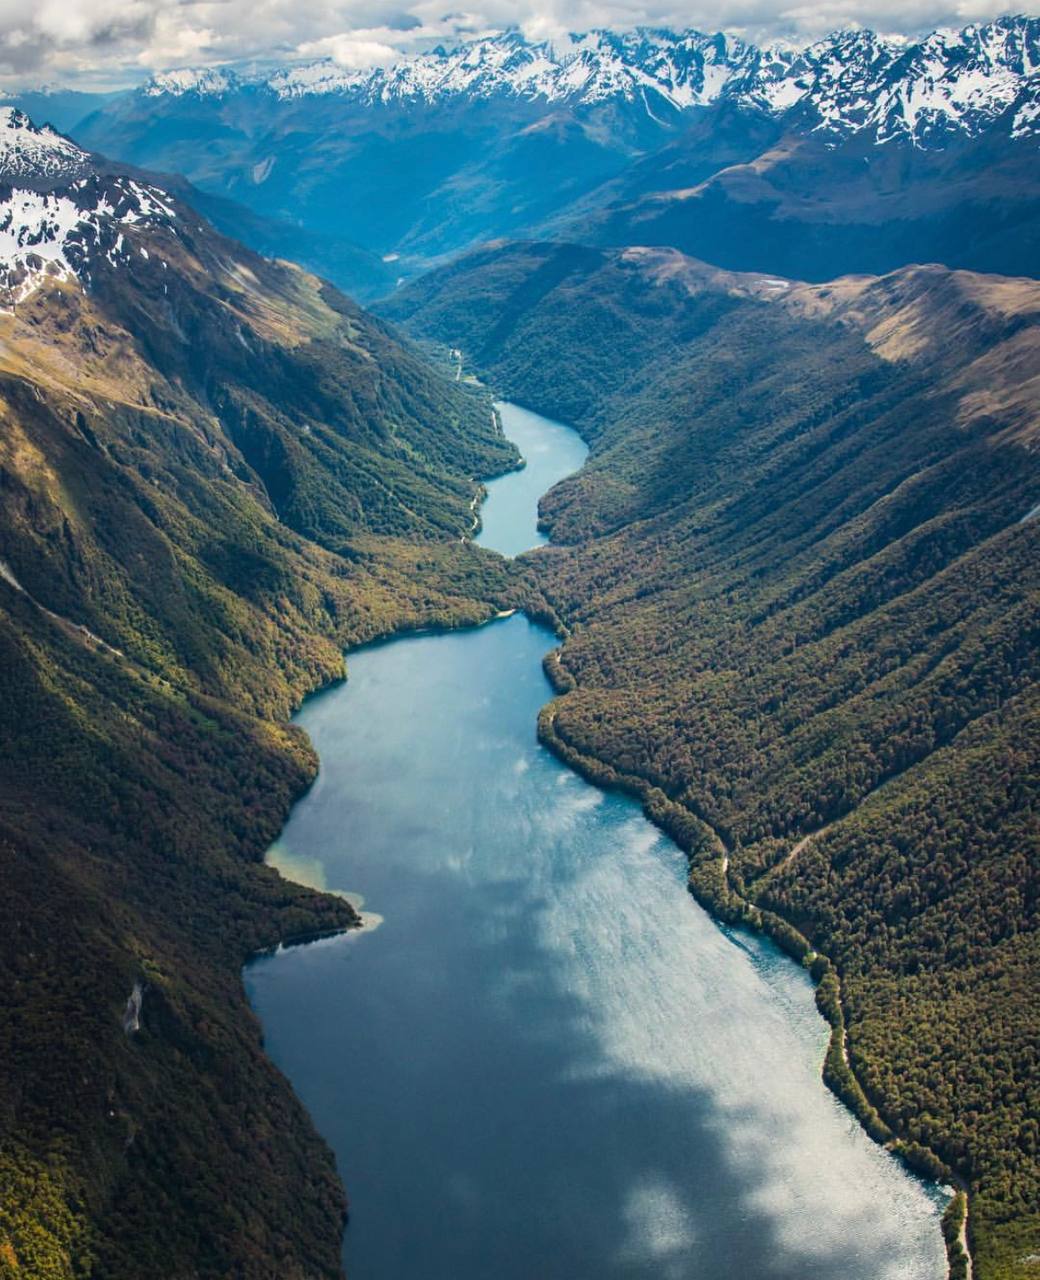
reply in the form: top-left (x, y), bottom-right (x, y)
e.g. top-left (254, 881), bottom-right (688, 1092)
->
top-left (246, 400), bottom-right (946, 1279)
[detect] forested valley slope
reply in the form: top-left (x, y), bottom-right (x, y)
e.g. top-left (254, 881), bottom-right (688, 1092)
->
top-left (0, 112), bottom-right (521, 1278)
top-left (383, 241), bottom-right (1040, 1280)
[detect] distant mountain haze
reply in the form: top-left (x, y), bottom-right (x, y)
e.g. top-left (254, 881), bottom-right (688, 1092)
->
top-left (45, 18), bottom-right (1040, 293)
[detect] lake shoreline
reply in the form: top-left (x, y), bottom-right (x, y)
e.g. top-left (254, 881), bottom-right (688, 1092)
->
top-left (250, 399), bottom-right (950, 1280)
top-left (528, 480), bottom-right (964, 1280)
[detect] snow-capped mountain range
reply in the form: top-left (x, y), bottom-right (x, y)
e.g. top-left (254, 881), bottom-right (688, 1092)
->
top-left (9, 22), bottom-right (1040, 306)
top-left (0, 109), bottom-right (178, 302)
top-left (142, 17), bottom-right (1040, 145)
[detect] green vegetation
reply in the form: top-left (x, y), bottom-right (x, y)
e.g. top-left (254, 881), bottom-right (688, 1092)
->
top-left (944, 1191), bottom-right (972, 1280)
top-left (0, 216), bottom-right (522, 1276)
top-left (387, 240), bottom-right (1040, 1279)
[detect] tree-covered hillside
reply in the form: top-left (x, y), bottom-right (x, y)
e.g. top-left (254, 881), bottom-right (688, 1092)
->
top-left (384, 241), bottom-right (1040, 1280)
top-left (0, 186), bottom-right (521, 1277)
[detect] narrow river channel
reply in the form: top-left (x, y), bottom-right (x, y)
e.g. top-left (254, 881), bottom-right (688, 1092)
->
top-left (246, 400), bottom-right (946, 1280)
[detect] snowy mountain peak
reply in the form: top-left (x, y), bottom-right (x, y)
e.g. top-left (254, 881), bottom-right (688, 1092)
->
top-left (796, 19), bottom-right (1040, 143)
top-left (140, 16), bottom-right (1040, 146)
top-left (144, 67), bottom-right (240, 97)
top-left (0, 116), bottom-right (179, 304)
top-left (0, 106), bottom-right (92, 181)
top-left (263, 27), bottom-right (759, 109)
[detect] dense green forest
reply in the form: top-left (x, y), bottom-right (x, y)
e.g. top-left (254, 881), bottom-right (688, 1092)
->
top-left (0, 212), bottom-right (522, 1277)
top-left (385, 241), bottom-right (1040, 1279)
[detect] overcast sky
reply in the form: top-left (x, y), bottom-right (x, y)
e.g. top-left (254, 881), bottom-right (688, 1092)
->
top-left (0, 0), bottom-right (1035, 90)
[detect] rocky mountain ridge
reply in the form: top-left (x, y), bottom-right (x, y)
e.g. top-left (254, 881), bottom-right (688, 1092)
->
top-left (0, 105), bottom-right (92, 179)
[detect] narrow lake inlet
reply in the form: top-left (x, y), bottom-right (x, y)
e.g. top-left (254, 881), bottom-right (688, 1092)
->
top-left (246, 401), bottom-right (946, 1280)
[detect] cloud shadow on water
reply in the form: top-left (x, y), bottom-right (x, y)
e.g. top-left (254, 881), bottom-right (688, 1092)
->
top-left (246, 612), bottom-right (942, 1280)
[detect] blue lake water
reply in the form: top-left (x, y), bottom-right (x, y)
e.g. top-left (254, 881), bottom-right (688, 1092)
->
top-left (246, 400), bottom-right (945, 1279)
top-left (475, 401), bottom-right (588, 557)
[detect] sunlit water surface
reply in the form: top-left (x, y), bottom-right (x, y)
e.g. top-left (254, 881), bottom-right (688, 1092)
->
top-left (247, 401), bottom-right (945, 1279)
top-left (475, 401), bottom-right (588, 557)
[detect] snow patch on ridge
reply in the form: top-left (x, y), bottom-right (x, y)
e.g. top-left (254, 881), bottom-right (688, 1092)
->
top-left (0, 106), bottom-right (91, 180)
top-left (0, 178), bottom-right (177, 303)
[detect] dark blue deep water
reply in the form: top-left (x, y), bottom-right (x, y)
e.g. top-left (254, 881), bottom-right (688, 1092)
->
top-left (246, 402), bottom-right (945, 1280)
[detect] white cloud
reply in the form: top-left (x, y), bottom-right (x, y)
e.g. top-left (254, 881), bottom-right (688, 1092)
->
top-left (295, 17), bottom-right (482, 68)
top-left (295, 34), bottom-right (400, 68)
top-left (0, 0), bottom-right (1035, 88)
